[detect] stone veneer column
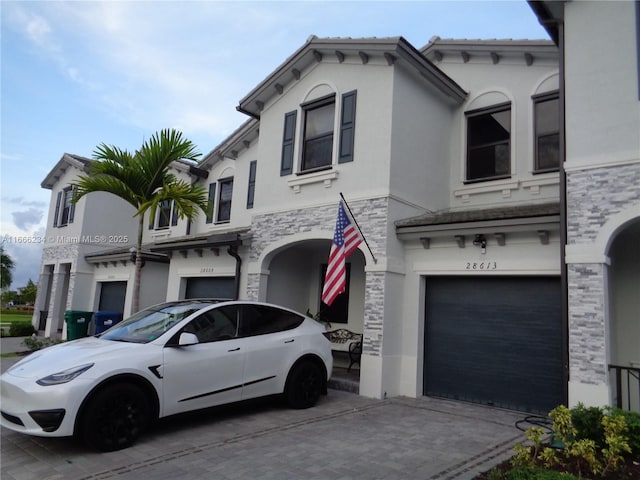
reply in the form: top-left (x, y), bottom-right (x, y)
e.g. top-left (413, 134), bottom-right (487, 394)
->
top-left (565, 163), bottom-right (640, 407)
top-left (567, 263), bottom-right (609, 405)
top-left (46, 266), bottom-right (69, 337)
top-left (33, 268), bottom-right (52, 331)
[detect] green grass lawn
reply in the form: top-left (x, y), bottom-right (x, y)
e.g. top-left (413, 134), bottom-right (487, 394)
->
top-left (0, 312), bottom-right (35, 338)
top-left (0, 312), bottom-right (33, 324)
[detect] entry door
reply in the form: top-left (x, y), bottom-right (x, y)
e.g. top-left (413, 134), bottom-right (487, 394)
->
top-left (424, 276), bottom-right (563, 414)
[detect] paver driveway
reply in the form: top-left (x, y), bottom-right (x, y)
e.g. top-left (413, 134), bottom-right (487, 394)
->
top-left (1, 383), bottom-right (525, 480)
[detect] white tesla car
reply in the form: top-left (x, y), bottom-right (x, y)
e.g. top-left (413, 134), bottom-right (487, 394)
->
top-left (0, 300), bottom-right (333, 451)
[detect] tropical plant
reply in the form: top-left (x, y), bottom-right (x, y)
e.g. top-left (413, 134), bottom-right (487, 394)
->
top-left (19, 279), bottom-right (38, 304)
top-left (73, 129), bottom-right (209, 313)
top-left (510, 404), bottom-right (635, 479)
top-left (0, 246), bottom-right (15, 289)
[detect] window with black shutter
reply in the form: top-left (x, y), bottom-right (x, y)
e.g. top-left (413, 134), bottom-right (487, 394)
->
top-left (53, 191), bottom-right (62, 227)
top-left (216, 177), bottom-right (233, 223)
top-left (339, 90), bottom-right (357, 163)
top-left (280, 111), bottom-right (297, 176)
top-left (247, 160), bottom-right (257, 209)
top-left (206, 183), bottom-right (216, 224)
top-left (301, 94), bottom-right (335, 172)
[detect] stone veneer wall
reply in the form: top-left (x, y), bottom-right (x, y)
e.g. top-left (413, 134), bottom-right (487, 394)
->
top-left (247, 197), bottom-right (390, 356)
top-left (567, 263), bottom-right (606, 384)
top-left (566, 162), bottom-right (640, 385)
top-left (567, 163), bottom-right (640, 244)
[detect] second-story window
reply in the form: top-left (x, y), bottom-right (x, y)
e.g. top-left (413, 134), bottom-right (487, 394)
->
top-left (301, 95), bottom-right (335, 172)
top-left (280, 90), bottom-right (357, 176)
top-left (216, 177), bottom-right (233, 223)
top-left (466, 103), bottom-right (511, 182)
top-left (53, 186), bottom-right (75, 227)
top-left (533, 92), bottom-right (560, 172)
top-left (154, 200), bottom-right (178, 229)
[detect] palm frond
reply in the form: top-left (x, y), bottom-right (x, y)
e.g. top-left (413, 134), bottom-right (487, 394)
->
top-left (140, 181), bottom-right (208, 222)
top-left (73, 174), bottom-right (142, 212)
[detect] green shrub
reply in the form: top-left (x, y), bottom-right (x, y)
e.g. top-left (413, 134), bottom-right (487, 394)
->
top-left (490, 466), bottom-right (580, 480)
top-left (571, 403), bottom-right (605, 448)
top-left (608, 407), bottom-right (640, 455)
top-left (8, 322), bottom-right (36, 337)
top-left (22, 335), bottom-right (64, 351)
top-left (511, 404), bottom-right (636, 479)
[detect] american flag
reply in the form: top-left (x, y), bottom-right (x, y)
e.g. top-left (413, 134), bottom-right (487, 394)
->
top-left (321, 201), bottom-right (362, 306)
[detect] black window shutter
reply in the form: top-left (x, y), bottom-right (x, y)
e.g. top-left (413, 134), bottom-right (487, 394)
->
top-left (339, 90), bottom-right (357, 164)
top-left (206, 183), bottom-right (216, 224)
top-left (171, 201), bottom-right (178, 226)
top-left (53, 191), bottom-right (62, 227)
top-left (68, 188), bottom-right (76, 224)
top-left (247, 160), bottom-right (257, 209)
top-left (280, 111), bottom-right (297, 176)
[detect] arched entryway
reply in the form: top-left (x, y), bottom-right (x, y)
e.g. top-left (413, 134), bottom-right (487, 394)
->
top-left (607, 218), bottom-right (640, 410)
top-left (261, 238), bottom-right (367, 388)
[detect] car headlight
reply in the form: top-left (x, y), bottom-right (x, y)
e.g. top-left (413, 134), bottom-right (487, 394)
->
top-left (36, 363), bottom-right (94, 386)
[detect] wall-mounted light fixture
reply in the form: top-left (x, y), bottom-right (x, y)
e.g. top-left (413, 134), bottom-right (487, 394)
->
top-left (129, 247), bottom-right (145, 267)
top-left (473, 234), bottom-right (487, 254)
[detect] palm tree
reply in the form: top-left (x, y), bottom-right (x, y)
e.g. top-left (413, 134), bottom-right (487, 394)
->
top-left (73, 129), bottom-right (209, 313)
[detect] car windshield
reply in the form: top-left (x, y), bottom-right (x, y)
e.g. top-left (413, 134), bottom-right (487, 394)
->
top-left (101, 302), bottom-right (213, 343)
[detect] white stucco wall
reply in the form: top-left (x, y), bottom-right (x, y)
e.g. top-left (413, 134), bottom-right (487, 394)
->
top-left (564, 1), bottom-right (640, 170)
top-left (433, 55), bottom-right (560, 209)
top-left (249, 58), bottom-right (396, 211)
top-left (388, 63), bottom-right (454, 213)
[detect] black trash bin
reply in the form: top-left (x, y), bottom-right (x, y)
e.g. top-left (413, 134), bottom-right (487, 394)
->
top-left (94, 311), bottom-right (123, 334)
top-left (64, 310), bottom-right (93, 340)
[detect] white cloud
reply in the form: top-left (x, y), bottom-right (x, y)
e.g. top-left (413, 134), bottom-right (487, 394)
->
top-left (1, 197), bottom-right (47, 208)
top-left (0, 153), bottom-right (24, 162)
top-left (11, 208), bottom-right (44, 231)
top-left (25, 13), bottom-right (53, 48)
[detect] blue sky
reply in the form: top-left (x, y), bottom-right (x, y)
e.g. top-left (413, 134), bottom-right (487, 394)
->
top-left (0, 0), bottom-right (550, 289)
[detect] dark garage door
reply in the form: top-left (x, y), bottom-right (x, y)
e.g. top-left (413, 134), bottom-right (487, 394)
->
top-left (424, 276), bottom-right (563, 414)
top-left (98, 281), bottom-right (126, 313)
top-left (185, 277), bottom-right (235, 300)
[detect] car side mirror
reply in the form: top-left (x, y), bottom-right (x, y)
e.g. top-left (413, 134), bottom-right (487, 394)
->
top-left (178, 332), bottom-right (199, 346)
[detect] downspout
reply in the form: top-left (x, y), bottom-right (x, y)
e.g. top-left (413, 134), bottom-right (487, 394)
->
top-left (557, 18), bottom-right (569, 407)
top-left (227, 245), bottom-right (242, 300)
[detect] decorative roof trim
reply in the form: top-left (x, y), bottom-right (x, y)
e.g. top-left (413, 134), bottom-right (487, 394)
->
top-left (421, 37), bottom-right (558, 65)
top-left (41, 153), bottom-right (91, 189)
top-left (237, 35), bottom-right (467, 118)
top-left (199, 119), bottom-right (260, 169)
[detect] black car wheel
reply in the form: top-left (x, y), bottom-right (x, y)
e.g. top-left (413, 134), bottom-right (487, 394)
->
top-left (285, 360), bottom-right (324, 409)
top-left (80, 382), bottom-right (150, 451)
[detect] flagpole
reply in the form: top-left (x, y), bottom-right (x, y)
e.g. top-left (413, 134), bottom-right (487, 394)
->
top-left (339, 192), bottom-right (377, 264)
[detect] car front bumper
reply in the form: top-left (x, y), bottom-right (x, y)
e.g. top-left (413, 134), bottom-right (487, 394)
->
top-left (0, 373), bottom-right (92, 437)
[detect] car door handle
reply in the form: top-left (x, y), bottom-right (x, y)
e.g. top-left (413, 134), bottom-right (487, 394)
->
top-left (228, 347), bottom-right (240, 352)
top-left (284, 339), bottom-right (295, 343)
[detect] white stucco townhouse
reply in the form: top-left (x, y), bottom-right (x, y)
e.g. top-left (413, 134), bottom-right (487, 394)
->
top-left (33, 0), bottom-right (639, 414)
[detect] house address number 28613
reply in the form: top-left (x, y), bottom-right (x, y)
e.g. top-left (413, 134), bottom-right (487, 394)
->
top-left (465, 261), bottom-right (498, 270)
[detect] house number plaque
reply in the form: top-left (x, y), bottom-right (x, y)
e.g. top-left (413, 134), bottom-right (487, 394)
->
top-left (465, 261), bottom-right (498, 270)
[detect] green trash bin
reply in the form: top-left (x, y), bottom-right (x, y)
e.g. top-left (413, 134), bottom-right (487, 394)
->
top-left (64, 310), bottom-right (93, 340)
